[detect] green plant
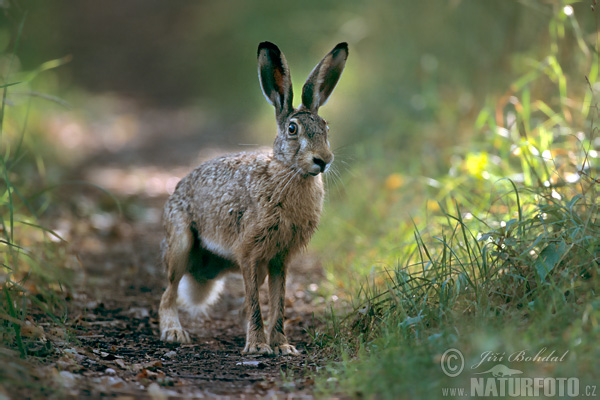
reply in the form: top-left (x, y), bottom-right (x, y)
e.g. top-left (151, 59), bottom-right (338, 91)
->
top-left (315, 2), bottom-right (600, 398)
top-left (0, 14), bottom-right (73, 396)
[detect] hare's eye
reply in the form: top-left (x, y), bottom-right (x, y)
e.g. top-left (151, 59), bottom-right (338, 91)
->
top-left (288, 122), bottom-right (298, 136)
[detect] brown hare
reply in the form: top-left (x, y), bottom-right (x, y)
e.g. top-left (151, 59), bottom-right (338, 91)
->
top-left (158, 41), bottom-right (348, 355)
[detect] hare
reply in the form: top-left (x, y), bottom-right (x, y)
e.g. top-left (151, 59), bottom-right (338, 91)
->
top-left (158, 41), bottom-right (348, 355)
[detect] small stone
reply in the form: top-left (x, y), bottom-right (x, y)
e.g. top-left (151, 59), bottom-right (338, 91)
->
top-left (163, 351), bottom-right (177, 359)
top-left (236, 360), bottom-right (265, 368)
top-left (58, 371), bottom-right (77, 388)
top-left (147, 382), bottom-right (167, 400)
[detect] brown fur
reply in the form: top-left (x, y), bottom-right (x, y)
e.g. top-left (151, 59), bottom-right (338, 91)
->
top-left (159, 42), bottom-right (348, 355)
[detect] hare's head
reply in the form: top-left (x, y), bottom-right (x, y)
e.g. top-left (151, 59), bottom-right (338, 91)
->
top-left (258, 42), bottom-right (348, 177)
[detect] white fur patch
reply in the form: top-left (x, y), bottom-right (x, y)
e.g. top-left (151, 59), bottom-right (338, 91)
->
top-left (177, 275), bottom-right (226, 319)
top-left (299, 136), bottom-right (308, 149)
top-left (201, 237), bottom-right (233, 259)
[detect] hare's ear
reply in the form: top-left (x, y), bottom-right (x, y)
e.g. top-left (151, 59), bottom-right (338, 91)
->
top-left (302, 42), bottom-right (348, 112)
top-left (258, 42), bottom-right (293, 117)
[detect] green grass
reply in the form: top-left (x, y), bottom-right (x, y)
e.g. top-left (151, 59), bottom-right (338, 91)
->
top-left (313, 3), bottom-right (600, 399)
top-left (0, 15), bottom-right (73, 396)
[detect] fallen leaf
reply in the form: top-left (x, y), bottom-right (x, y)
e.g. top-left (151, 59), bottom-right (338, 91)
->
top-left (56, 355), bottom-right (83, 372)
top-left (145, 360), bottom-right (163, 369)
top-left (21, 322), bottom-right (45, 339)
top-left (136, 368), bottom-right (159, 380)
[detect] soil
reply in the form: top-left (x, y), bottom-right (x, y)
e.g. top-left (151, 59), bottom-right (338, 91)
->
top-left (14, 103), bottom-right (338, 399)
top-left (57, 196), bottom-right (329, 399)
top-left (66, 197), bottom-right (328, 398)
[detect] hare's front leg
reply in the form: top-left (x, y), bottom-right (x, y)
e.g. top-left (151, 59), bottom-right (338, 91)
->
top-left (241, 259), bottom-right (272, 355)
top-left (159, 218), bottom-right (192, 343)
top-left (268, 259), bottom-right (299, 355)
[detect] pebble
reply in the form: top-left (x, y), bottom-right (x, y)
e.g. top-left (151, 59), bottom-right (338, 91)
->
top-left (58, 371), bottom-right (77, 388)
top-left (164, 350), bottom-right (177, 359)
top-left (236, 360), bottom-right (265, 368)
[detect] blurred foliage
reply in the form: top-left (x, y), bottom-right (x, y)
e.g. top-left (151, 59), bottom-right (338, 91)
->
top-left (314, 0), bottom-right (598, 282)
top-left (312, 1), bottom-right (600, 398)
top-left (0, 11), bottom-right (74, 396)
top-left (3, 0), bottom-right (592, 153)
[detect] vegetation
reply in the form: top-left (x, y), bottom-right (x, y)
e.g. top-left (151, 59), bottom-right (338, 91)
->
top-left (0, 15), bottom-right (73, 395)
top-left (312, 2), bottom-right (600, 398)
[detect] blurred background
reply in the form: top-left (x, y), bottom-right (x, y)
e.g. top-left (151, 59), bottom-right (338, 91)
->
top-left (5, 0), bottom-right (581, 166)
top-left (2, 0), bottom-right (596, 282)
top-left (2, 0), bottom-right (597, 286)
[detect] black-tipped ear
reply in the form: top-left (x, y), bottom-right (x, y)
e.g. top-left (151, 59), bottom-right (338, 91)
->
top-left (302, 42), bottom-right (348, 112)
top-left (257, 42), bottom-right (293, 117)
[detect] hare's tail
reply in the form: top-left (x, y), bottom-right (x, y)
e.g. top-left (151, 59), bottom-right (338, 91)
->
top-left (177, 274), bottom-right (225, 318)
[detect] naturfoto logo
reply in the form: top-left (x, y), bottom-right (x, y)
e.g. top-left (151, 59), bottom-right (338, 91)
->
top-left (440, 347), bottom-right (597, 398)
top-left (474, 364), bottom-right (523, 377)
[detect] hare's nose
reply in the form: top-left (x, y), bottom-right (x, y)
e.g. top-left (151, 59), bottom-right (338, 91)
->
top-left (312, 152), bottom-right (333, 173)
top-left (313, 157), bottom-right (327, 173)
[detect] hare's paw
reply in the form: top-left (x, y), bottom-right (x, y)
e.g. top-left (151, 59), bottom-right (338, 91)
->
top-left (242, 342), bottom-right (273, 355)
top-left (160, 327), bottom-right (191, 343)
top-left (159, 311), bottom-right (191, 343)
top-left (273, 344), bottom-right (300, 356)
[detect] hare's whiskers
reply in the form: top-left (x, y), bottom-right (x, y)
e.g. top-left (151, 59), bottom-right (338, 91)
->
top-left (324, 164), bottom-right (344, 196)
top-left (273, 168), bottom-right (295, 195)
top-left (277, 168), bottom-right (301, 201)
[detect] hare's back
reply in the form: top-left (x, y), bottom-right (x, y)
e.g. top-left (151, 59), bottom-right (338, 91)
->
top-left (185, 150), bottom-right (272, 193)
top-left (169, 150), bottom-right (273, 220)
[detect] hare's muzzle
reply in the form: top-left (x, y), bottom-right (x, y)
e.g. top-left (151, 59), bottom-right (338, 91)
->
top-left (308, 152), bottom-right (333, 176)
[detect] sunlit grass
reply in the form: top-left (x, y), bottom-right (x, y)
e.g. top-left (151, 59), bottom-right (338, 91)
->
top-left (313, 3), bottom-right (600, 398)
top-left (315, 177), bottom-right (599, 398)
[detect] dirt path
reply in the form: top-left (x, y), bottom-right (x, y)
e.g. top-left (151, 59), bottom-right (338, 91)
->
top-left (62, 199), bottom-right (326, 399)
top-left (41, 103), bottom-right (333, 398)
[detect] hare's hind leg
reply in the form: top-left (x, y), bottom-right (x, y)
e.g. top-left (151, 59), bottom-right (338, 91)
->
top-left (159, 213), bottom-right (192, 343)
